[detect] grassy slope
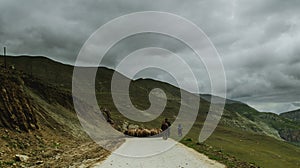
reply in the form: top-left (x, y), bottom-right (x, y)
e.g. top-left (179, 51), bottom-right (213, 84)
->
top-left (3, 56), bottom-right (300, 168)
top-left (183, 125), bottom-right (300, 168)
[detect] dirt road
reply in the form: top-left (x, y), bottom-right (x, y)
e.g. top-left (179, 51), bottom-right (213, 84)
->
top-left (93, 137), bottom-right (225, 168)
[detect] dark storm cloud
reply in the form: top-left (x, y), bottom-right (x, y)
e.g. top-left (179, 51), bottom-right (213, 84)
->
top-left (0, 0), bottom-right (299, 113)
top-left (0, 0), bottom-right (88, 61)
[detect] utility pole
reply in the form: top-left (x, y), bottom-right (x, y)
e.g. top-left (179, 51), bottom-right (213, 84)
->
top-left (4, 47), bottom-right (6, 69)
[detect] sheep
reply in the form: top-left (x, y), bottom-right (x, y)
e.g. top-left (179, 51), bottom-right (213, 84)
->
top-left (142, 129), bottom-right (151, 137)
top-left (124, 128), bottom-right (163, 137)
top-left (135, 128), bottom-right (143, 137)
top-left (150, 128), bottom-right (159, 136)
top-left (127, 129), bottom-right (136, 136)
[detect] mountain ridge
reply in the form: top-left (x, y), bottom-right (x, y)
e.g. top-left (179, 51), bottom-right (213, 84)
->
top-left (2, 55), bottom-right (264, 111)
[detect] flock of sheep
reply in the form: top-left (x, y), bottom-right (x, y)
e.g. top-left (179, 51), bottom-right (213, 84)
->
top-left (101, 108), bottom-right (165, 137)
top-left (124, 128), bottom-right (162, 137)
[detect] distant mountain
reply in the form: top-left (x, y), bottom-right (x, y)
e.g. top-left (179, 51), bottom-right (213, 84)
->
top-left (280, 109), bottom-right (300, 123)
top-left (200, 94), bottom-right (240, 104)
top-left (279, 109), bottom-right (300, 143)
top-left (202, 94), bottom-right (300, 142)
top-left (2, 55), bottom-right (300, 168)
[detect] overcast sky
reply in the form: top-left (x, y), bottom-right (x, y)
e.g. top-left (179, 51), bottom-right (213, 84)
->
top-left (0, 0), bottom-right (300, 114)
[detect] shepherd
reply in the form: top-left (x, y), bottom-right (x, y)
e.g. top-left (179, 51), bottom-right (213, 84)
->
top-left (161, 118), bottom-right (171, 140)
top-left (178, 124), bottom-right (183, 137)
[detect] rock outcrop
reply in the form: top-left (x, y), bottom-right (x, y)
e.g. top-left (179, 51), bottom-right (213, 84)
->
top-left (279, 129), bottom-right (300, 143)
top-left (0, 68), bottom-right (38, 132)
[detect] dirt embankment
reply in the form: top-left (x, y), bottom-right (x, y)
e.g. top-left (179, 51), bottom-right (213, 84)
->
top-left (0, 66), bottom-right (111, 167)
top-left (0, 68), bottom-right (38, 132)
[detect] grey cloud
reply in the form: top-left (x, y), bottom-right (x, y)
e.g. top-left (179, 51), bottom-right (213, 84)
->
top-left (292, 102), bottom-right (300, 107)
top-left (1, 0), bottom-right (300, 113)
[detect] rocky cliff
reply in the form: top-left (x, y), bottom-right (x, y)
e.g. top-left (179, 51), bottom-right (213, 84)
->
top-left (0, 67), bottom-right (38, 132)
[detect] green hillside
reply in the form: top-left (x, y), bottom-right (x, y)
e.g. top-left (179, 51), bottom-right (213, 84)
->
top-left (2, 56), bottom-right (300, 168)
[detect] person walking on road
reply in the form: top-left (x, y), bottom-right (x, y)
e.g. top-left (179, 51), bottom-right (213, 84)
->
top-left (161, 118), bottom-right (171, 140)
top-left (165, 118), bottom-right (171, 137)
top-left (178, 124), bottom-right (183, 137)
top-left (161, 120), bottom-right (168, 140)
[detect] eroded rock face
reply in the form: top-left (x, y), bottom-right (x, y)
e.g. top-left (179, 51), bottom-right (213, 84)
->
top-left (280, 109), bottom-right (300, 120)
top-left (0, 68), bottom-right (38, 132)
top-left (279, 129), bottom-right (300, 143)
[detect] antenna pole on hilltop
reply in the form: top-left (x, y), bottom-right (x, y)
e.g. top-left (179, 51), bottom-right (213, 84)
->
top-left (4, 47), bottom-right (6, 69)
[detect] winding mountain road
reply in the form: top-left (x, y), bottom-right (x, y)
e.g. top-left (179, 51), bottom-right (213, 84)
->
top-left (93, 137), bottom-right (225, 168)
